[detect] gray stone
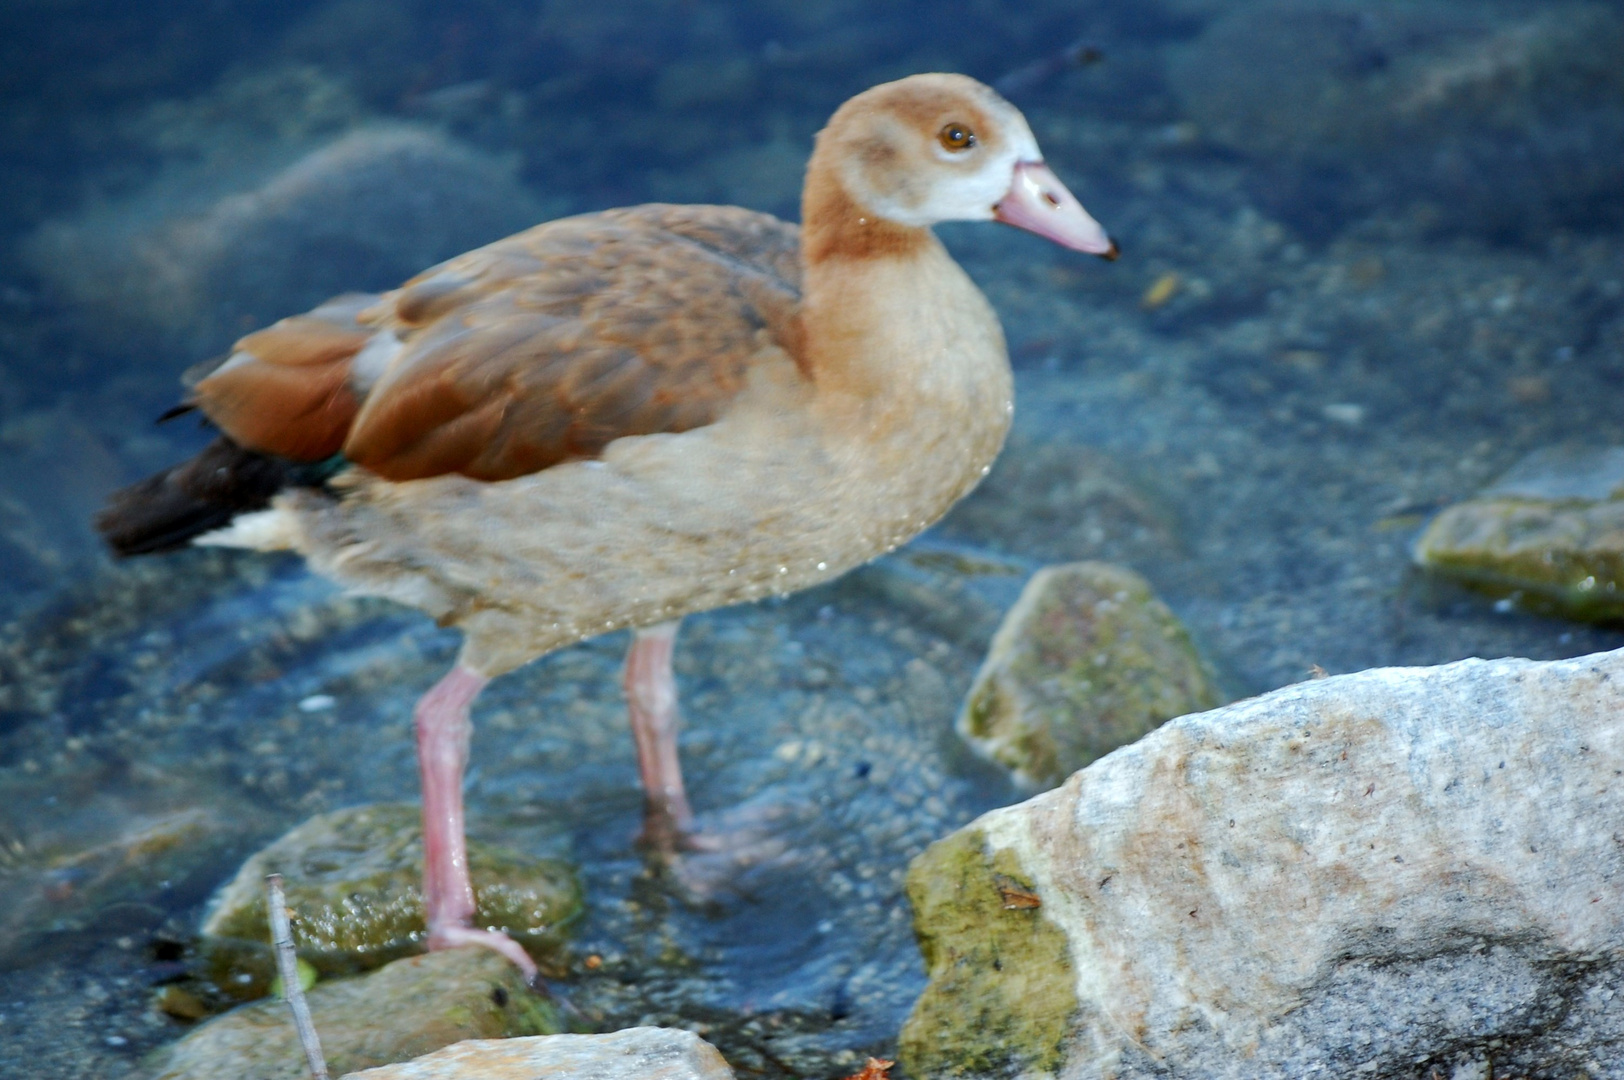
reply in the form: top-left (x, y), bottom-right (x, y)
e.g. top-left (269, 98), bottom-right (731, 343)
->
top-left (25, 124), bottom-right (540, 358)
top-left (958, 562), bottom-right (1221, 790)
top-left (200, 803), bottom-right (581, 1002)
top-left (1413, 446), bottom-right (1624, 621)
top-left (902, 649), bottom-right (1624, 1079)
top-left (342, 1027), bottom-right (736, 1080)
top-left (152, 947), bottom-right (563, 1080)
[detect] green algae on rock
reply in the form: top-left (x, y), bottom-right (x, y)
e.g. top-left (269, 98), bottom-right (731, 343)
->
top-left (152, 946), bottom-right (564, 1080)
top-left (200, 803), bottom-right (580, 1001)
top-left (899, 828), bottom-right (1078, 1080)
top-left (958, 562), bottom-right (1221, 790)
top-left (1413, 446), bottom-right (1624, 622)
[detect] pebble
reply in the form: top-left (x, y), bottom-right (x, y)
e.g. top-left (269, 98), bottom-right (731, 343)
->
top-left (343, 1027), bottom-right (735, 1080)
top-left (151, 948), bottom-right (562, 1079)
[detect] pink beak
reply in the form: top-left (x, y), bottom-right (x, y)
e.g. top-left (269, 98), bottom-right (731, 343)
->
top-left (993, 161), bottom-right (1119, 260)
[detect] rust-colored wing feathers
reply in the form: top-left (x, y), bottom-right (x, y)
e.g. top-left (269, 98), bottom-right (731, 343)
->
top-left (186, 205), bottom-right (802, 483)
top-left (189, 294), bottom-right (379, 462)
top-left (345, 206), bottom-right (802, 480)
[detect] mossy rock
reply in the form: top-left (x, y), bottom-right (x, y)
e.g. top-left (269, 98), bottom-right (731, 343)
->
top-left (958, 562), bottom-right (1221, 789)
top-left (899, 828), bottom-right (1077, 1079)
top-left (200, 803), bottom-right (580, 1001)
top-left (151, 946), bottom-right (564, 1080)
top-left (1414, 498), bottom-right (1624, 620)
top-left (1414, 447), bottom-right (1624, 622)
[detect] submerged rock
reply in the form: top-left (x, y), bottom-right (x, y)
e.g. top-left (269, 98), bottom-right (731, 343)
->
top-left (0, 775), bottom-right (250, 966)
top-left (958, 562), bottom-right (1220, 790)
top-left (200, 803), bottom-right (580, 1001)
top-left (0, 406), bottom-right (126, 598)
top-left (152, 947), bottom-right (563, 1080)
top-left (345, 1027), bottom-right (736, 1080)
top-left (841, 543), bottom-right (1028, 654)
top-left (902, 650), bottom-right (1624, 1079)
top-left (942, 441), bottom-right (1179, 568)
top-left (1413, 446), bottom-right (1624, 621)
top-left (1166, 0), bottom-right (1624, 239)
top-left (25, 125), bottom-right (540, 359)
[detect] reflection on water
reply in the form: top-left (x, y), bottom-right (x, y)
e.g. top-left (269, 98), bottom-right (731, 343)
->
top-left (1, 0), bottom-right (1622, 1075)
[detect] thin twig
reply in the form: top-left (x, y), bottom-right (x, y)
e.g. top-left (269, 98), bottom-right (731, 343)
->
top-left (994, 38), bottom-right (1106, 97)
top-left (267, 873), bottom-right (329, 1080)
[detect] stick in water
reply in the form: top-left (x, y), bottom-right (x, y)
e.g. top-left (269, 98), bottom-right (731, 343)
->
top-left (267, 873), bottom-right (330, 1080)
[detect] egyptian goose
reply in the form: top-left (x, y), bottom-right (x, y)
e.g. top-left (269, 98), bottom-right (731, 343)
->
top-left (96, 73), bottom-right (1116, 978)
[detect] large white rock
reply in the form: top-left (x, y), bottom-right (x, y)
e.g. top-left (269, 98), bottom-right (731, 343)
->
top-left (901, 650), bottom-right (1624, 1079)
top-left (342, 1028), bottom-right (735, 1080)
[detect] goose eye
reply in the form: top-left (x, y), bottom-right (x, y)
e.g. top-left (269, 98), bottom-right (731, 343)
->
top-left (938, 123), bottom-right (976, 152)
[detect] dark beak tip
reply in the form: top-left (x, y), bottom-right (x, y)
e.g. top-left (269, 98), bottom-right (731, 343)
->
top-left (1100, 239), bottom-right (1121, 262)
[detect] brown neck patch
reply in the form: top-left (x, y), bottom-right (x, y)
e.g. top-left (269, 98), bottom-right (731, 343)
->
top-left (800, 152), bottom-right (931, 266)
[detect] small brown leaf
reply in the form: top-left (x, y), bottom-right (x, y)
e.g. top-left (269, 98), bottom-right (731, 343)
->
top-left (843, 1058), bottom-right (895, 1080)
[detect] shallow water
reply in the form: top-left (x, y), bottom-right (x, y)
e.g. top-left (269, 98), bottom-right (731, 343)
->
top-left (1, 0), bottom-right (1622, 1075)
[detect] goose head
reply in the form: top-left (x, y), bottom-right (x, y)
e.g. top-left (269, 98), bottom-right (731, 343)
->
top-left (810, 72), bottom-right (1118, 259)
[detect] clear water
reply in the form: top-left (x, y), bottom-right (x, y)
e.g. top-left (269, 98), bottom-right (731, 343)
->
top-left (1, 1), bottom-right (1622, 1075)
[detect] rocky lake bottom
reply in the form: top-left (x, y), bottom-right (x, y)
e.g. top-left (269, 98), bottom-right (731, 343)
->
top-left (0, 0), bottom-right (1622, 1076)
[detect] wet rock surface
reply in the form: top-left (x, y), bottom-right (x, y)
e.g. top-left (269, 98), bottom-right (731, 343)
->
top-left (904, 649), bottom-right (1624, 1079)
top-left (958, 561), bottom-right (1221, 789)
top-left (199, 803), bottom-right (580, 1001)
top-left (151, 947), bottom-right (562, 1080)
top-left (1414, 446), bottom-right (1624, 621)
top-left (344, 1027), bottom-right (735, 1080)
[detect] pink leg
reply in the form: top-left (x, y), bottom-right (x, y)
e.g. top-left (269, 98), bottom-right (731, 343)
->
top-left (624, 621), bottom-right (695, 851)
top-left (415, 664), bottom-right (537, 981)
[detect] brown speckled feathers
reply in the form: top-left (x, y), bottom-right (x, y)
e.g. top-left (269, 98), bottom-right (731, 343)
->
top-left (191, 204), bottom-right (803, 482)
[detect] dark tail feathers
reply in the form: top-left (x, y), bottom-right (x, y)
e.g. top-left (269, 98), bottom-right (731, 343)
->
top-left (96, 436), bottom-right (294, 556)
